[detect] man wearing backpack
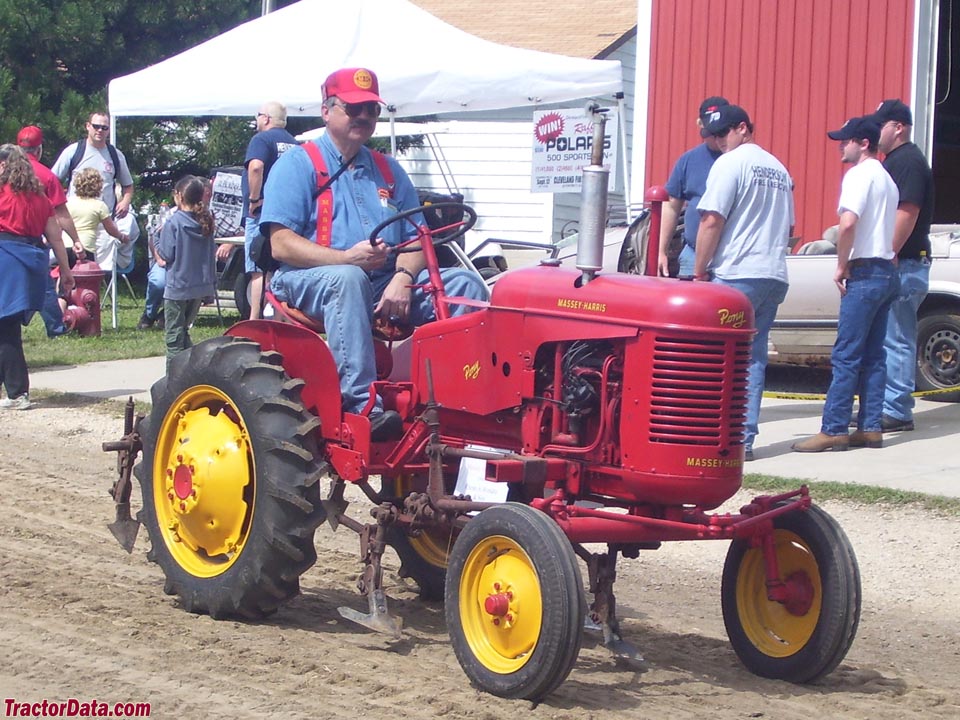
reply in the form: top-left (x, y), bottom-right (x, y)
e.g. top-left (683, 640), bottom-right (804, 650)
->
top-left (260, 67), bottom-right (485, 441)
top-left (51, 111), bottom-right (134, 221)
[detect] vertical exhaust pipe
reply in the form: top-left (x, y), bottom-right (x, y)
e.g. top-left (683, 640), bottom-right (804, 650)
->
top-left (576, 105), bottom-right (610, 284)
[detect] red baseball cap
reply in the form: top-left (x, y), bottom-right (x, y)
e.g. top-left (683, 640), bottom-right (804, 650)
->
top-left (322, 68), bottom-right (384, 104)
top-left (17, 125), bottom-right (44, 148)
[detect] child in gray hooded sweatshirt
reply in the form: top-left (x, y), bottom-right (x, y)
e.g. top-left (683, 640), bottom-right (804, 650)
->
top-left (157, 175), bottom-right (216, 372)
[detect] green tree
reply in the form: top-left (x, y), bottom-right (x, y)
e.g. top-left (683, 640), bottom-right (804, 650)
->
top-left (0, 0), bottom-right (270, 205)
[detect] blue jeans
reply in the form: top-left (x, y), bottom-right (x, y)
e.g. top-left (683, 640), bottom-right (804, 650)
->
top-left (713, 277), bottom-right (788, 450)
top-left (678, 244), bottom-right (696, 277)
top-left (144, 262), bottom-right (167, 321)
top-left (39, 271), bottom-right (66, 337)
top-left (272, 265), bottom-right (486, 414)
top-left (883, 258), bottom-right (929, 422)
top-left (823, 260), bottom-right (900, 435)
top-left (244, 216), bottom-right (261, 273)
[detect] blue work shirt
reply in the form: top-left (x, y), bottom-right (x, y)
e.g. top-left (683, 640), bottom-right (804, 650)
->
top-left (664, 142), bottom-right (722, 248)
top-left (260, 134), bottom-right (424, 281)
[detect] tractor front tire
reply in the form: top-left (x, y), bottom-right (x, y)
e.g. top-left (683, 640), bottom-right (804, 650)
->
top-left (721, 502), bottom-right (861, 682)
top-left (445, 503), bottom-right (585, 700)
top-left (136, 336), bottom-right (326, 619)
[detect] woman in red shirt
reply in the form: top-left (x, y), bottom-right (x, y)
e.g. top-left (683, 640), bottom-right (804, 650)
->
top-left (0, 144), bottom-right (75, 410)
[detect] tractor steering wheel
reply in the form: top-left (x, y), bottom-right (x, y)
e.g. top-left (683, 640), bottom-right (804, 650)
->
top-left (368, 201), bottom-right (478, 253)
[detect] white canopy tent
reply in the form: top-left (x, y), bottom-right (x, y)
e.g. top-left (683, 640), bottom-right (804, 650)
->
top-left (105, 0), bottom-right (625, 328)
top-left (108, 0), bottom-right (623, 119)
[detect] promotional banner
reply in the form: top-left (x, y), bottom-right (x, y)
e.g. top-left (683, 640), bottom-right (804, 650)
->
top-left (531, 108), bottom-right (618, 193)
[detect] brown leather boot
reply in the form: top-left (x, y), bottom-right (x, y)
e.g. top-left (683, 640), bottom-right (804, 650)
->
top-left (849, 430), bottom-right (883, 448)
top-left (791, 432), bottom-right (850, 453)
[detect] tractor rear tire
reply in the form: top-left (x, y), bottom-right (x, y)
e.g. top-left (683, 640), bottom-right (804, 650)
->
top-left (445, 503), bottom-right (585, 700)
top-left (136, 335), bottom-right (326, 619)
top-left (721, 502), bottom-right (861, 682)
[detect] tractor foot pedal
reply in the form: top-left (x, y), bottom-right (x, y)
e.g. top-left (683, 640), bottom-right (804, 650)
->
top-left (108, 503), bottom-right (140, 553)
top-left (338, 589), bottom-right (403, 639)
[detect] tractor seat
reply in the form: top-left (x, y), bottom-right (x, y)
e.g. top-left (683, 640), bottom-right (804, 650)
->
top-left (264, 290), bottom-right (325, 333)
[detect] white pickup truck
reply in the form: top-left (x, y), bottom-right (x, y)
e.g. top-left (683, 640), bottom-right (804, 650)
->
top-left (771, 225), bottom-right (960, 401)
top-left (549, 216), bottom-right (960, 402)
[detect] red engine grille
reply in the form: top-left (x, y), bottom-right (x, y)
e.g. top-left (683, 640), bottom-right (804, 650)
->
top-left (649, 335), bottom-right (749, 445)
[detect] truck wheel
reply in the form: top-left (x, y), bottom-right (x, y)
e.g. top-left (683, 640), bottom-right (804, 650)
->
top-left (721, 503), bottom-right (861, 683)
top-left (384, 473), bottom-right (456, 601)
top-left (136, 336), bottom-right (325, 619)
top-left (233, 271), bottom-right (251, 320)
top-left (916, 311), bottom-right (960, 402)
top-left (445, 503), bottom-right (585, 700)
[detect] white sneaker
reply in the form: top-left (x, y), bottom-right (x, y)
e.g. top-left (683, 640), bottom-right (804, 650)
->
top-left (0, 394), bottom-right (31, 410)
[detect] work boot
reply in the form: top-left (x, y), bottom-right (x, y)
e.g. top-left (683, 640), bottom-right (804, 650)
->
top-left (370, 410), bottom-right (403, 442)
top-left (791, 432), bottom-right (849, 453)
top-left (881, 414), bottom-right (914, 432)
top-left (137, 313), bottom-right (154, 330)
top-left (849, 430), bottom-right (883, 448)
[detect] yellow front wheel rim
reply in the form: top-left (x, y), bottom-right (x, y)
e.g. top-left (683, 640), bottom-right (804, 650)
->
top-left (153, 385), bottom-right (254, 578)
top-left (736, 529), bottom-right (822, 657)
top-left (459, 535), bottom-right (542, 674)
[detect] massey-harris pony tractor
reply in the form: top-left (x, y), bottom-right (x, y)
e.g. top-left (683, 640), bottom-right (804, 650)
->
top-left (104, 116), bottom-right (860, 701)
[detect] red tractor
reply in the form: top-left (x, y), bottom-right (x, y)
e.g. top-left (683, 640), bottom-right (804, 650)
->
top-left (105, 139), bottom-right (860, 701)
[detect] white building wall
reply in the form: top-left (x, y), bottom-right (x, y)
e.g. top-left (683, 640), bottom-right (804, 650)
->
top-left (392, 121), bottom-right (554, 246)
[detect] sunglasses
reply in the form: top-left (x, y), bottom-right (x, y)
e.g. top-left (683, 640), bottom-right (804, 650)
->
top-left (256, 112), bottom-right (270, 119)
top-left (90, 123), bottom-right (109, 131)
top-left (334, 100), bottom-right (381, 118)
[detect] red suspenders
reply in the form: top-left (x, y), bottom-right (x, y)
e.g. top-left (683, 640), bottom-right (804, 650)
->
top-left (301, 142), bottom-right (395, 246)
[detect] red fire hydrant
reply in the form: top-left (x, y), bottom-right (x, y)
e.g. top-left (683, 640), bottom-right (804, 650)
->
top-left (62, 260), bottom-right (104, 337)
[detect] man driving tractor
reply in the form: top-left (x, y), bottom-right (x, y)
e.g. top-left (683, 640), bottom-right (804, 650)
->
top-left (260, 67), bottom-right (486, 440)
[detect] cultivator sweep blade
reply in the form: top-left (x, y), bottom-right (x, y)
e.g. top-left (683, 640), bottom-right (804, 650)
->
top-left (339, 590), bottom-right (403, 639)
top-left (102, 397), bottom-right (143, 553)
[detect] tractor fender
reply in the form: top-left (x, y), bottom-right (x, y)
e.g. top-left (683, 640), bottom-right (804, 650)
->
top-left (226, 321), bottom-right (343, 441)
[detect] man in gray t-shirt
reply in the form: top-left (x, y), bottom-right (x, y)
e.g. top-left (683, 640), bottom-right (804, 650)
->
top-left (694, 104), bottom-right (794, 462)
top-left (51, 110), bottom-right (134, 218)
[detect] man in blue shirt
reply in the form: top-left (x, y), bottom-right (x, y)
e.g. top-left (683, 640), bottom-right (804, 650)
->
top-left (243, 101), bottom-right (298, 319)
top-left (260, 68), bottom-right (485, 440)
top-left (658, 96), bottom-right (728, 278)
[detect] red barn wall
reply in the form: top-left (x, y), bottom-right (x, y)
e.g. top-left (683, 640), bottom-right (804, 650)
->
top-left (645, 0), bottom-right (915, 246)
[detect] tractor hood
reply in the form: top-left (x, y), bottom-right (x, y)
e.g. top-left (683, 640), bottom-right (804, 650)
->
top-left (489, 266), bottom-right (755, 334)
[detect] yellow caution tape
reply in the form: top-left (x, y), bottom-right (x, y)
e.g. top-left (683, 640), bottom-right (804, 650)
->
top-left (763, 385), bottom-right (958, 401)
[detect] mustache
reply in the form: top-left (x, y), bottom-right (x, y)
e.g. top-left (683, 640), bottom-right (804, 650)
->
top-left (350, 119), bottom-right (374, 131)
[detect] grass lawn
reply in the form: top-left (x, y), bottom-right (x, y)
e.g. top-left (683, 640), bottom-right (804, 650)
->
top-left (24, 281), bottom-right (242, 369)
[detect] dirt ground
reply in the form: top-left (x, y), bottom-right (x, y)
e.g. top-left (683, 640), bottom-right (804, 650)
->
top-left (1, 398), bottom-right (958, 720)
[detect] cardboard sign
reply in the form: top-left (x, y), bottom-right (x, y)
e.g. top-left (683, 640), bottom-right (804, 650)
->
top-left (210, 170), bottom-right (243, 238)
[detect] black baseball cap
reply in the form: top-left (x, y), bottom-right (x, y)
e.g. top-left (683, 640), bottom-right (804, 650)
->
top-left (827, 116), bottom-right (881, 144)
top-left (699, 96), bottom-right (729, 138)
top-left (870, 99), bottom-right (912, 126)
top-left (705, 104), bottom-right (751, 136)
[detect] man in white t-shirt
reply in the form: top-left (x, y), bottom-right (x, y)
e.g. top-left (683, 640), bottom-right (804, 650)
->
top-left (793, 116), bottom-right (899, 453)
top-left (694, 104), bottom-right (794, 461)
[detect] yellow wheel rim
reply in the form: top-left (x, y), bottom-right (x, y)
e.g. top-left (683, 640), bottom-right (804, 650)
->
top-left (395, 473), bottom-right (454, 569)
top-left (153, 385), bottom-right (254, 577)
top-left (736, 529), bottom-right (822, 657)
top-left (459, 535), bottom-right (542, 674)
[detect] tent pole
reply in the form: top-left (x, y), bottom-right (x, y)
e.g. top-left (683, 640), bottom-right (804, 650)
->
top-left (616, 94), bottom-right (632, 223)
top-left (388, 107), bottom-right (397, 154)
top-left (110, 117), bottom-right (119, 330)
